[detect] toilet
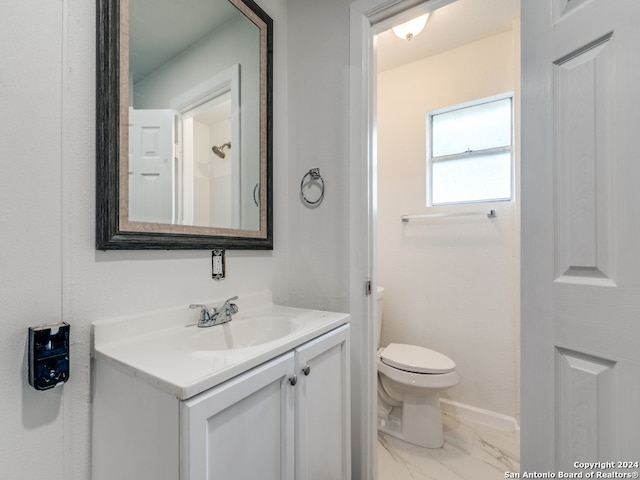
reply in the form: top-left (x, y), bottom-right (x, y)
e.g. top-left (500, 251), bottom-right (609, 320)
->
top-left (376, 286), bottom-right (459, 448)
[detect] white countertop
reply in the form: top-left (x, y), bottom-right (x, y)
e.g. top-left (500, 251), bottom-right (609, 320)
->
top-left (92, 292), bottom-right (350, 400)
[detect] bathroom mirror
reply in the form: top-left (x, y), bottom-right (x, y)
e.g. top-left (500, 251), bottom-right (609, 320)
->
top-left (96, 0), bottom-right (273, 249)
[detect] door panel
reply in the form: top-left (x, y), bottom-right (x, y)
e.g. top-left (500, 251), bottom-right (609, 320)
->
top-left (295, 325), bottom-right (351, 480)
top-left (181, 353), bottom-right (295, 480)
top-left (555, 348), bottom-right (617, 467)
top-left (522, 0), bottom-right (640, 471)
top-left (553, 33), bottom-right (616, 286)
top-left (129, 108), bottom-right (174, 224)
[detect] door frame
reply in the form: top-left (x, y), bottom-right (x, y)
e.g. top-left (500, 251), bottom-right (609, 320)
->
top-left (349, 1), bottom-right (457, 478)
top-left (171, 64), bottom-right (241, 228)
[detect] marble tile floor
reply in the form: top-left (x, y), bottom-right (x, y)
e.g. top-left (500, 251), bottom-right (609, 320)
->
top-left (378, 412), bottom-right (520, 480)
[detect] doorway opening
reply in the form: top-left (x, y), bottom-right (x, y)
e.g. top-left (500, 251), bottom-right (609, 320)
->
top-left (372, 0), bottom-right (520, 475)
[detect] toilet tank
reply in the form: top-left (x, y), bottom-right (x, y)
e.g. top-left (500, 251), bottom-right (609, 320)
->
top-left (376, 286), bottom-right (384, 348)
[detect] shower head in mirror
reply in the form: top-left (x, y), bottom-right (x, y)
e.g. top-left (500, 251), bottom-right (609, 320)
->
top-left (212, 142), bottom-right (231, 159)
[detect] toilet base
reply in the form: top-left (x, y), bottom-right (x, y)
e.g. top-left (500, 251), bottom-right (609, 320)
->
top-left (378, 393), bottom-right (445, 448)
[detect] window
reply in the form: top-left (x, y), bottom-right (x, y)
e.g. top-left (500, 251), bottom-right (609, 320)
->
top-left (427, 94), bottom-right (513, 206)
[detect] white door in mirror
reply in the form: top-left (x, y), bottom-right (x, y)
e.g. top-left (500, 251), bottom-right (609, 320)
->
top-left (128, 107), bottom-right (174, 224)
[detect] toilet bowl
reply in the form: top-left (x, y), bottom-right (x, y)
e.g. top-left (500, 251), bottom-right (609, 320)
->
top-left (376, 287), bottom-right (459, 448)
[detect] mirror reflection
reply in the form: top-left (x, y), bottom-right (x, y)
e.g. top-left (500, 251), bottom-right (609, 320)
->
top-left (127, 0), bottom-right (261, 231)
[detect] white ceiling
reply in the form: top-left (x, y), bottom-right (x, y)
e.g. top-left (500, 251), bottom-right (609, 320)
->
top-left (376, 0), bottom-right (520, 72)
top-left (131, 0), bottom-right (521, 82)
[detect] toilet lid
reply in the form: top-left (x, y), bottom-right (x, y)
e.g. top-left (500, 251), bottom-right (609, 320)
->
top-left (380, 343), bottom-right (456, 374)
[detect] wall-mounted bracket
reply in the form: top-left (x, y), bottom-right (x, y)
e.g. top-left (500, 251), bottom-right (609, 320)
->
top-left (28, 322), bottom-right (70, 391)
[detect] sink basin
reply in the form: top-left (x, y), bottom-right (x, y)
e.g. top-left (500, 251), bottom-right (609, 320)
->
top-left (188, 315), bottom-right (304, 351)
top-left (93, 291), bottom-right (350, 399)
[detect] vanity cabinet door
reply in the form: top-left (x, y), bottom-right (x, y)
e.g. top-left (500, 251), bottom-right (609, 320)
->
top-left (295, 324), bottom-right (351, 480)
top-left (181, 352), bottom-right (295, 480)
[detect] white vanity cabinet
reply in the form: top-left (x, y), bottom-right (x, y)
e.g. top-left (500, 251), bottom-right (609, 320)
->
top-left (182, 324), bottom-right (350, 480)
top-left (92, 323), bottom-right (350, 480)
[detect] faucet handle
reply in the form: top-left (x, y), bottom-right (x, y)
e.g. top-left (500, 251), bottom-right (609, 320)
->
top-left (189, 304), bottom-right (211, 322)
top-left (227, 296), bottom-right (239, 310)
top-left (220, 296), bottom-right (239, 312)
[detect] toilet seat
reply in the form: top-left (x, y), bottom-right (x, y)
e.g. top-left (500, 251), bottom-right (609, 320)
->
top-left (379, 343), bottom-right (455, 374)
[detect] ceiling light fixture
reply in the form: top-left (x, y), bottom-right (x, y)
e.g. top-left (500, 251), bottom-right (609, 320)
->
top-left (392, 13), bottom-right (430, 41)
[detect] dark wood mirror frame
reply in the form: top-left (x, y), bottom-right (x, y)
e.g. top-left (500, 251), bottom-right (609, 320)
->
top-left (96, 0), bottom-right (273, 250)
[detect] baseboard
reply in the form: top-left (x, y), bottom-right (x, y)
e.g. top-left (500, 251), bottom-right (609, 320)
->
top-left (440, 398), bottom-right (520, 433)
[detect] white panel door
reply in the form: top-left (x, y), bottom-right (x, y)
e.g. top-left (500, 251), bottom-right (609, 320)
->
top-left (295, 325), bottom-right (351, 480)
top-left (522, 0), bottom-right (640, 472)
top-left (129, 108), bottom-right (174, 223)
top-left (181, 353), bottom-right (295, 480)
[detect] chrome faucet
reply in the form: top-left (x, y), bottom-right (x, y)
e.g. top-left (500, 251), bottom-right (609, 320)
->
top-left (189, 296), bottom-right (239, 328)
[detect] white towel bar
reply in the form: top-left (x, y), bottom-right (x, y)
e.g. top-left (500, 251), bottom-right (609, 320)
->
top-left (401, 209), bottom-right (496, 222)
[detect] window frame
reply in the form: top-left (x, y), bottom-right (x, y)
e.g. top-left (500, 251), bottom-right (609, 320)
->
top-left (426, 92), bottom-right (514, 207)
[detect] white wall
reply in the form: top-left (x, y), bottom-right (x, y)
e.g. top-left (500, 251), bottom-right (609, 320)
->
top-left (0, 0), bottom-right (357, 477)
top-left (0, 2), bottom-right (64, 478)
top-left (193, 120), bottom-right (212, 226)
top-left (208, 118), bottom-right (233, 228)
top-left (0, 0), bottom-right (291, 477)
top-left (377, 30), bottom-right (521, 418)
top-left (285, 0), bottom-right (351, 312)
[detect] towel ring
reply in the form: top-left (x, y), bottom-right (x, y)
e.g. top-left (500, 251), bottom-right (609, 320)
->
top-left (300, 168), bottom-right (325, 206)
